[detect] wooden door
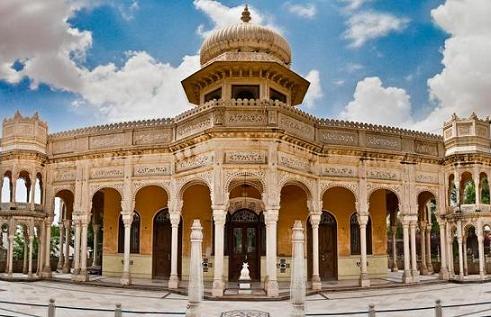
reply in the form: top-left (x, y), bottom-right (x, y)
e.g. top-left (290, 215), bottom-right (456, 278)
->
top-left (153, 210), bottom-right (172, 279)
top-left (227, 209), bottom-right (261, 281)
top-left (319, 211), bottom-right (337, 280)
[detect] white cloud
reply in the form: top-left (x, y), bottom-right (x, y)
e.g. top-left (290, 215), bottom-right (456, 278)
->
top-left (339, 0), bottom-right (371, 12)
top-left (193, 0), bottom-right (281, 38)
top-left (415, 0), bottom-right (491, 131)
top-left (285, 3), bottom-right (317, 19)
top-left (345, 62), bottom-right (364, 73)
top-left (340, 77), bottom-right (414, 127)
top-left (344, 11), bottom-right (409, 48)
top-left (302, 69), bottom-right (323, 109)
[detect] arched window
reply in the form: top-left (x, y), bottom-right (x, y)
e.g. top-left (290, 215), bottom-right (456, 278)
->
top-left (463, 181), bottom-right (476, 204)
top-left (481, 175), bottom-right (490, 204)
top-left (34, 174), bottom-right (42, 204)
top-left (118, 212), bottom-right (140, 254)
top-left (350, 213), bottom-right (372, 255)
top-left (1, 175), bottom-right (11, 203)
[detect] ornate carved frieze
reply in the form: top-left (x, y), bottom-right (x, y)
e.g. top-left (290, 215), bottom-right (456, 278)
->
top-left (90, 133), bottom-right (125, 150)
top-left (90, 167), bottom-right (124, 179)
top-left (52, 139), bottom-right (74, 154)
top-left (176, 115), bottom-right (212, 139)
top-left (278, 113), bottom-right (314, 140)
top-left (366, 134), bottom-right (401, 150)
top-left (278, 153), bottom-right (310, 172)
top-left (320, 166), bottom-right (356, 177)
top-left (133, 129), bottom-right (172, 145)
top-left (225, 151), bottom-right (266, 164)
top-left (225, 111), bottom-right (267, 126)
top-left (320, 181), bottom-right (359, 199)
top-left (367, 169), bottom-right (400, 181)
top-left (133, 164), bottom-right (171, 177)
top-left (54, 169), bottom-right (76, 182)
top-left (175, 154), bottom-right (213, 172)
top-left (458, 124), bottom-right (471, 135)
top-left (228, 198), bottom-right (264, 214)
top-left (416, 172), bottom-right (438, 184)
top-left (415, 141), bottom-right (438, 156)
top-left (320, 129), bottom-right (358, 146)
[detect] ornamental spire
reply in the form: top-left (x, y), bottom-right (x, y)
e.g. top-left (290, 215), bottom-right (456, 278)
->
top-left (241, 4), bottom-right (251, 23)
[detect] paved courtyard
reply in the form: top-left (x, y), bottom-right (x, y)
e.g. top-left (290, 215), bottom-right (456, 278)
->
top-left (1, 280), bottom-right (491, 316)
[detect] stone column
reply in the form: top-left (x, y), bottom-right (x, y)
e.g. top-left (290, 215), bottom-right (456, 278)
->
top-left (290, 221), bottom-right (305, 317)
top-left (28, 231), bottom-right (34, 278)
top-left (419, 222), bottom-right (428, 275)
top-left (3, 233), bottom-right (7, 274)
top-left (438, 220), bottom-right (449, 279)
top-left (426, 224), bottom-right (434, 273)
top-left (447, 223), bottom-right (455, 278)
top-left (391, 225), bottom-right (398, 272)
top-left (410, 221), bottom-right (419, 282)
top-left (310, 214), bottom-right (321, 290)
top-left (57, 221), bottom-right (65, 271)
top-left (463, 237), bottom-right (468, 276)
top-left (8, 234), bottom-right (14, 278)
top-left (474, 173), bottom-right (481, 207)
top-left (478, 227), bottom-right (485, 280)
top-left (402, 221), bottom-right (411, 283)
top-left (358, 214), bottom-right (370, 287)
top-left (37, 225), bottom-right (45, 276)
top-left (186, 220), bottom-right (203, 317)
top-left (72, 218), bottom-right (81, 277)
top-left (120, 212), bottom-right (133, 286)
top-left (78, 216), bottom-right (89, 281)
top-left (265, 209), bottom-right (279, 297)
top-left (211, 209), bottom-right (226, 296)
top-left (42, 220), bottom-right (52, 277)
top-left (22, 227), bottom-right (28, 274)
top-left (169, 212), bottom-right (181, 289)
top-left (91, 223), bottom-right (100, 267)
top-left (457, 222), bottom-right (464, 280)
top-left (62, 220), bottom-right (71, 273)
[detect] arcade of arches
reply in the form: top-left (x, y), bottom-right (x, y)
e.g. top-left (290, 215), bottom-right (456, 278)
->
top-left (1, 6), bottom-right (491, 298)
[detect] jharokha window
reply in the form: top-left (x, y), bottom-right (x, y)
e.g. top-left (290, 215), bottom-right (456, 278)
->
top-left (270, 88), bottom-right (286, 103)
top-left (232, 85), bottom-right (259, 100)
top-left (350, 213), bottom-right (372, 255)
top-left (118, 212), bottom-right (141, 254)
top-left (204, 87), bottom-right (222, 102)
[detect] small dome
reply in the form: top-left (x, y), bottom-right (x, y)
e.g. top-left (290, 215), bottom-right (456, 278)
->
top-left (199, 5), bottom-right (292, 66)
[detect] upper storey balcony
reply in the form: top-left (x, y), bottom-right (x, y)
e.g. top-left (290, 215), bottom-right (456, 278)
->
top-left (1, 169), bottom-right (45, 217)
top-left (1, 111), bottom-right (48, 155)
top-left (443, 112), bottom-right (490, 156)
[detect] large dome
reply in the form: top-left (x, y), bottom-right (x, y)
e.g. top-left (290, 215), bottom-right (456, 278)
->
top-left (199, 6), bottom-right (292, 66)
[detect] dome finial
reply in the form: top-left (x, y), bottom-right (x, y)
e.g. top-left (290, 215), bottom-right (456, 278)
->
top-left (241, 4), bottom-right (251, 23)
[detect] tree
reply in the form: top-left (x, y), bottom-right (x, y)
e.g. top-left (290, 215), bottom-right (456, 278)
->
top-left (463, 181), bottom-right (476, 204)
top-left (482, 178), bottom-right (490, 204)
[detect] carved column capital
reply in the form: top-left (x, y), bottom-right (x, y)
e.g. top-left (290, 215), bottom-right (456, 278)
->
top-left (264, 209), bottom-right (279, 224)
top-left (169, 212), bottom-right (181, 227)
top-left (357, 213), bottom-right (369, 226)
top-left (309, 213), bottom-right (321, 227)
top-left (212, 209), bottom-right (227, 225)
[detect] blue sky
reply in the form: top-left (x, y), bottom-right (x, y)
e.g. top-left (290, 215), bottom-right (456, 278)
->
top-left (0, 0), bottom-right (490, 134)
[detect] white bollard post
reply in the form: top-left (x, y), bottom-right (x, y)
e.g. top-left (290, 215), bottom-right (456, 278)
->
top-left (291, 220), bottom-right (306, 317)
top-left (114, 303), bottom-right (122, 317)
top-left (368, 304), bottom-right (375, 317)
top-left (186, 220), bottom-right (203, 317)
top-left (435, 300), bottom-right (442, 317)
top-left (48, 298), bottom-right (56, 317)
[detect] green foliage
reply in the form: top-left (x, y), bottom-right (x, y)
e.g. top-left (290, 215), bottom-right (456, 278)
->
top-left (463, 181), bottom-right (476, 204)
top-left (482, 178), bottom-right (490, 204)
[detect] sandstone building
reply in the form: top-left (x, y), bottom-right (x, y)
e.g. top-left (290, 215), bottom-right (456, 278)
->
top-left (1, 7), bottom-right (490, 297)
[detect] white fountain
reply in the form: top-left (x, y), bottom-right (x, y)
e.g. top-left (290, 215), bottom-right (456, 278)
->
top-left (186, 220), bottom-right (203, 317)
top-left (290, 220), bottom-right (306, 317)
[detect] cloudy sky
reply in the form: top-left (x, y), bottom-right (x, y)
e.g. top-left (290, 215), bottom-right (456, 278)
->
top-left (0, 0), bottom-right (490, 134)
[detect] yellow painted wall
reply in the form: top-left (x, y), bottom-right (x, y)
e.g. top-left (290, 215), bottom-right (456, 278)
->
top-left (368, 189), bottom-right (388, 255)
top-left (135, 186), bottom-right (168, 255)
top-left (181, 184), bottom-right (213, 256)
top-left (278, 185), bottom-right (309, 256)
top-left (102, 188), bottom-right (122, 255)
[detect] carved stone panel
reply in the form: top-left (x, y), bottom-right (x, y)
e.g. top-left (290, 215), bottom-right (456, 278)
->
top-left (416, 172), bottom-right (438, 184)
top-left (175, 154), bottom-right (213, 172)
top-left (278, 153), bottom-right (310, 172)
top-left (366, 134), bottom-right (401, 150)
top-left (176, 115), bottom-right (212, 139)
top-left (54, 169), bottom-right (76, 182)
top-left (320, 166), bottom-right (356, 177)
top-left (320, 129), bottom-right (358, 146)
top-left (415, 141), bottom-right (438, 156)
top-left (367, 169), bottom-right (400, 181)
top-left (225, 151), bottom-right (266, 164)
top-left (52, 139), bottom-right (74, 154)
top-left (278, 113), bottom-right (315, 140)
top-left (133, 164), bottom-right (171, 177)
top-left (225, 111), bottom-right (267, 126)
top-left (133, 129), bottom-right (172, 145)
top-left (90, 133), bottom-right (125, 150)
top-left (90, 167), bottom-right (124, 179)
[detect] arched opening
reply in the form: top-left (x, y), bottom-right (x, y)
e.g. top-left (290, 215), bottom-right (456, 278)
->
top-left (417, 191), bottom-right (439, 275)
top-left (448, 174), bottom-right (457, 207)
top-left (232, 85), bottom-right (259, 100)
top-left (1, 171), bottom-right (12, 203)
top-left (1, 223), bottom-right (9, 272)
top-left (16, 171), bottom-right (31, 203)
top-left (55, 190), bottom-right (74, 273)
top-left (117, 212), bottom-right (140, 254)
top-left (34, 173), bottom-right (42, 205)
top-left (464, 226), bottom-right (478, 275)
top-left (480, 172), bottom-right (490, 204)
top-left (350, 213), bottom-right (372, 255)
top-left (461, 172), bottom-right (475, 204)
